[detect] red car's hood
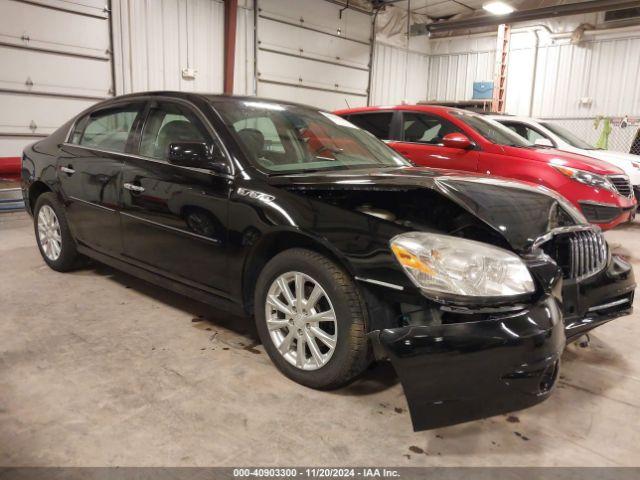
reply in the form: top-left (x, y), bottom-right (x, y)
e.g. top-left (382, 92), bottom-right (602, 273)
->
top-left (500, 145), bottom-right (625, 175)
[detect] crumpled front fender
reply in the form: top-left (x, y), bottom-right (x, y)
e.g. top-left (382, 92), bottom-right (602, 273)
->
top-left (369, 295), bottom-right (565, 431)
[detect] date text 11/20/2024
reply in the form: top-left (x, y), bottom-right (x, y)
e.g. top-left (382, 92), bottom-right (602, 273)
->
top-left (233, 468), bottom-right (401, 478)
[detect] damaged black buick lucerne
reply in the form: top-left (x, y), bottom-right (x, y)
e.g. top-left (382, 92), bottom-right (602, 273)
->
top-left (22, 92), bottom-right (635, 431)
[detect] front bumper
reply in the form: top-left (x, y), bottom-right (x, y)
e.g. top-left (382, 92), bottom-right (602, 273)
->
top-left (578, 201), bottom-right (637, 230)
top-left (561, 254), bottom-right (636, 341)
top-left (368, 255), bottom-right (635, 432)
top-left (369, 295), bottom-right (565, 431)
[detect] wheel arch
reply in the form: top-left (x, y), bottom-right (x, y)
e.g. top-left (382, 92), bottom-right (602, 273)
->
top-left (241, 229), bottom-right (355, 315)
top-left (28, 181), bottom-right (52, 214)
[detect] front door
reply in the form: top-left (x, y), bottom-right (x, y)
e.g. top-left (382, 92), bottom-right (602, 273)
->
top-left (388, 112), bottom-right (479, 172)
top-left (120, 100), bottom-right (232, 294)
top-left (57, 102), bottom-right (144, 254)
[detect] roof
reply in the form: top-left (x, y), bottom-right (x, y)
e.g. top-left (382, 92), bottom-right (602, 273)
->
top-left (486, 114), bottom-right (544, 123)
top-left (333, 104), bottom-right (468, 115)
top-left (104, 91), bottom-right (325, 112)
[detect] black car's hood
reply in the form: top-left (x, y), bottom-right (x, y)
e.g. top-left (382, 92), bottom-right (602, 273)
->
top-left (269, 167), bottom-right (587, 252)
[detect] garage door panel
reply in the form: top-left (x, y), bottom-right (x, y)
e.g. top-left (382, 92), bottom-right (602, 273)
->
top-left (259, 0), bottom-right (371, 43)
top-left (0, 93), bottom-right (96, 136)
top-left (259, 50), bottom-right (368, 95)
top-left (256, 0), bottom-right (371, 110)
top-left (0, 46), bottom-right (111, 98)
top-left (260, 19), bottom-right (370, 70)
top-left (258, 82), bottom-right (367, 111)
top-left (23, 0), bottom-right (108, 18)
top-left (0, 0), bottom-right (110, 59)
top-left (0, 136), bottom-right (46, 157)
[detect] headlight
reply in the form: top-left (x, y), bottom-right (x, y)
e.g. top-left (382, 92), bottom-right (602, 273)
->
top-left (553, 165), bottom-right (615, 192)
top-left (390, 232), bottom-right (535, 298)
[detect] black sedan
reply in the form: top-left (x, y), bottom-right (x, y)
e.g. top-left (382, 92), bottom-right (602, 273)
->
top-left (21, 92), bottom-right (635, 431)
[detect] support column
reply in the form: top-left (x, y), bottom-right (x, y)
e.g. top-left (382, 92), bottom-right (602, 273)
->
top-left (224, 0), bottom-right (238, 94)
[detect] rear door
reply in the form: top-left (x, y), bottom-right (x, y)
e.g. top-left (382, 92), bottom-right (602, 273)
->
top-left (59, 101), bottom-right (144, 254)
top-left (388, 111), bottom-right (479, 172)
top-left (120, 99), bottom-right (233, 294)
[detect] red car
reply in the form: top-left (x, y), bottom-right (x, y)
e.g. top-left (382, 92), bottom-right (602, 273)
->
top-left (335, 105), bottom-right (637, 230)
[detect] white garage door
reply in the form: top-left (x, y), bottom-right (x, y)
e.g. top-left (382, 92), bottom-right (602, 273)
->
top-left (256, 0), bottom-right (372, 111)
top-left (0, 0), bottom-right (112, 158)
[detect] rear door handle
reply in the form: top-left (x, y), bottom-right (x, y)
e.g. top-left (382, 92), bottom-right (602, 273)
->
top-left (123, 183), bottom-right (145, 192)
top-left (60, 166), bottom-right (75, 174)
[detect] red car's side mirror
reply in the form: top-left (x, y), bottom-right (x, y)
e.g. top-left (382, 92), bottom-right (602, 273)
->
top-left (442, 133), bottom-right (473, 150)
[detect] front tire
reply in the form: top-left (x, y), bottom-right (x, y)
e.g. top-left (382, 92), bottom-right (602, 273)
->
top-left (34, 192), bottom-right (80, 271)
top-left (254, 248), bottom-right (370, 390)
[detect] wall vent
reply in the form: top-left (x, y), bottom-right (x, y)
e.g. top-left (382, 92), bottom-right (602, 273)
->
top-left (603, 7), bottom-right (640, 23)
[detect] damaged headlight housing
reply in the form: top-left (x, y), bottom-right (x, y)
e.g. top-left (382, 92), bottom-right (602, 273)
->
top-left (390, 232), bottom-right (535, 298)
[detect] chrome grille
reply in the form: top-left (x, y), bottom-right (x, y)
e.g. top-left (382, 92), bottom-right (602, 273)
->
top-left (568, 230), bottom-right (608, 280)
top-left (608, 175), bottom-right (633, 198)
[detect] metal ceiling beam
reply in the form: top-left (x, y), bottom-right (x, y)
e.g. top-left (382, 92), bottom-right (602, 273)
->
top-left (412, 0), bottom-right (640, 34)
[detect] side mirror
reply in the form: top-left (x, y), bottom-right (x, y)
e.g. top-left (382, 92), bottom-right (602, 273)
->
top-left (168, 142), bottom-right (230, 174)
top-left (534, 138), bottom-right (554, 147)
top-left (442, 133), bottom-right (474, 150)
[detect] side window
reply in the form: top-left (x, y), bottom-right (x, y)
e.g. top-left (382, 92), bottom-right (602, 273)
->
top-left (504, 122), bottom-right (548, 144)
top-left (402, 113), bottom-right (461, 145)
top-left (71, 105), bottom-right (140, 153)
top-left (233, 116), bottom-right (285, 153)
top-left (347, 112), bottom-right (393, 140)
top-left (139, 103), bottom-right (211, 161)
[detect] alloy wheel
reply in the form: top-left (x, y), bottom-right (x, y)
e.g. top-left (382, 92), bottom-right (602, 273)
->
top-left (37, 205), bottom-right (62, 261)
top-left (265, 271), bottom-right (338, 371)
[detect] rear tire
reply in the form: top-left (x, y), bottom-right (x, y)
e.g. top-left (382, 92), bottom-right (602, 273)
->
top-left (34, 192), bottom-right (81, 272)
top-left (254, 248), bottom-right (370, 390)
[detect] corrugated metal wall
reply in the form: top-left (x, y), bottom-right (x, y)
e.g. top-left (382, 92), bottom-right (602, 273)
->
top-left (425, 50), bottom-right (495, 102)
top-left (422, 27), bottom-right (640, 117)
top-left (528, 34), bottom-right (640, 118)
top-left (370, 43), bottom-right (429, 105)
top-left (111, 0), bottom-right (225, 94)
top-left (422, 35), bottom-right (496, 102)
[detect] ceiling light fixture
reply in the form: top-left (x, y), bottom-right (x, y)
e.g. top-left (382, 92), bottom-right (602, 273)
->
top-left (482, 1), bottom-right (515, 15)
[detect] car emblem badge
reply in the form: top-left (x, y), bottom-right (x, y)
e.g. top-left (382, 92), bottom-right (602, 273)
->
top-left (237, 187), bottom-right (275, 203)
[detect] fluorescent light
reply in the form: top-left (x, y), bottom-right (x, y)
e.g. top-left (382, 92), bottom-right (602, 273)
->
top-left (483, 1), bottom-right (514, 15)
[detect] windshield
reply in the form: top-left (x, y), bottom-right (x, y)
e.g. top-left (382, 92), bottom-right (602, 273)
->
top-left (540, 122), bottom-right (595, 150)
top-left (451, 111), bottom-right (532, 147)
top-left (210, 99), bottom-right (409, 173)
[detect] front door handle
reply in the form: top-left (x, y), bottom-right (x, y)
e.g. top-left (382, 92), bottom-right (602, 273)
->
top-left (60, 166), bottom-right (75, 175)
top-left (123, 182), bottom-right (145, 193)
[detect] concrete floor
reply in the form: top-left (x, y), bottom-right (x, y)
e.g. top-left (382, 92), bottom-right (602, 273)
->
top-left (1, 210), bottom-right (639, 467)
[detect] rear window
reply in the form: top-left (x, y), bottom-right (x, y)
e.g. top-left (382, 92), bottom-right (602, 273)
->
top-left (70, 105), bottom-right (141, 153)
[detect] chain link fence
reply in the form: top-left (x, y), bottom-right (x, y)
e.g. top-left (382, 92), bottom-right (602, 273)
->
top-left (539, 117), bottom-right (640, 155)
